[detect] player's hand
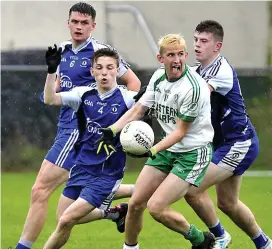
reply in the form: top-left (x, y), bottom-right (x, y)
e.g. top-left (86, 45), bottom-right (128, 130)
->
top-left (45, 44), bottom-right (62, 74)
top-left (126, 147), bottom-right (156, 160)
top-left (95, 127), bottom-right (117, 155)
top-left (133, 86), bottom-right (147, 102)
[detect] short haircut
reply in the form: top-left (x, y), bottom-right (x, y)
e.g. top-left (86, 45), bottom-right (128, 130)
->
top-left (69, 2), bottom-right (96, 20)
top-left (195, 20), bottom-right (224, 42)
top-left (92, 48), bottom-right (120, 67)
top-left (158, 34), bottom-right (187, 55)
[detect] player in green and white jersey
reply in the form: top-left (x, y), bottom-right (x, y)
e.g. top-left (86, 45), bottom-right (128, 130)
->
top-left (97, 34), bottom-right (215, 249)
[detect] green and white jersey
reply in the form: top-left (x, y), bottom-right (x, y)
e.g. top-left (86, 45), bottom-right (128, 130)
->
top-left (139, 65), bottom-right (214, 152)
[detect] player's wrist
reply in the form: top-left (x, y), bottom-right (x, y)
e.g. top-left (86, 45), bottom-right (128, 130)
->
top-left (149, 147), bottom-right (157, 156)
top-left (109, 126), bottom-right (117, 137)
top-left (47, 66), bottom-right (57, 74)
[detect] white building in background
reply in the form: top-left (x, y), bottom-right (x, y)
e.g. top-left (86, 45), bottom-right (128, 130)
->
top-left (1, 1), bottom-right (270, 69)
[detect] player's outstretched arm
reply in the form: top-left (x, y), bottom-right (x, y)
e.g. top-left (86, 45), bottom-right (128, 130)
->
top-left (44, 44), bottom-right (62, 105)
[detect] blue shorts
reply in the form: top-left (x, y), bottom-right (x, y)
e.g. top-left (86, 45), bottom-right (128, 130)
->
top-left (62, 165), bottom-right (123, 210)
top-left (212, 134), bottom-right (259, 175)
top-left (45, 127), bottom-right (79, 171)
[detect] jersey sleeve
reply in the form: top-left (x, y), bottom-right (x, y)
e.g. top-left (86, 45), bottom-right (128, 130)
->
top-left (138, 83), bottom-right (155, 108)
top-left (178, 88), bottom-right (200, 122)
top-left (60, 86), bottom-right (91, 112)
top-left (207, 63), bottom-right (234, 96)
top-left (118, 86), bottom-right (136, 109)
top-left (138, 69), bottom-right (164, 108)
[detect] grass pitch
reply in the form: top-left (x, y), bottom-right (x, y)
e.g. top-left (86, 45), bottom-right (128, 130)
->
top-left (2, 172), bottom-right (271, 249)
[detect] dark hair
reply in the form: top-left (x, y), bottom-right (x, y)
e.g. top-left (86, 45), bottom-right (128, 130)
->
top-left (195, 20), bottom-right (224, 42)
top-left (92, 48), bottom-right (120, 67)
top-left (69, 2), bottom-right (96, 20)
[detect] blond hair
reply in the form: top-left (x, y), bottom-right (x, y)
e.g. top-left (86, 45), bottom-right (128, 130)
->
top-left (158, 34), bottom-right (187, 55)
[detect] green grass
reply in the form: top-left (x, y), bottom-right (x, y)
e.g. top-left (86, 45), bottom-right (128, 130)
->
top-left (2, 172), bottom-right (272, 249)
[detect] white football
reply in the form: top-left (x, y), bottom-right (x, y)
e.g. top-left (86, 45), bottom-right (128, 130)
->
top-left (120, 121), bottom-right (154, 155)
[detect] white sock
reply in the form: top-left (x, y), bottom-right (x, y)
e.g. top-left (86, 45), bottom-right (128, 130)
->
top-left (99, 209), bottom-right (105, 219)
top-left (123, 242), bottom-right (139, 249)
top-left (18, 238), bottom-right (33, 248)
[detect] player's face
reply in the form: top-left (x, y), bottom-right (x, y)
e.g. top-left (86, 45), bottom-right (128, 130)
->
top-left (91, 56), bottom-right (119, 92)
top-left (157, 47), bottom-right (188, 81)
top-left (194, 32), bottom-right (222, 66)
top-left (68, 11), bottom-right (96, 45)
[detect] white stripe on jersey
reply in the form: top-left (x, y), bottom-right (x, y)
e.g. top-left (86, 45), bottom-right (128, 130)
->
top-left (55, 129), bottom-right (79, 167)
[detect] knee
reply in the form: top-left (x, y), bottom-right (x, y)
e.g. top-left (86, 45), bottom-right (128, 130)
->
top-left (217, 198), bottom-right (237, 214)
top-left (146, 200), bottom-right (164, 222)
top-left (57, 215), bottom-right (74, 231)
top-left (128, 198), bottom-right (146, 214)
top-left (185, 193), bottom-right (203, 207)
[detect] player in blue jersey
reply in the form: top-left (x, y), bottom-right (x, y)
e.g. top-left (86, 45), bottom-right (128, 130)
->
top-left (183, 20), bottom-right (272, 249)
top-left (15, 3), bottom-right (140, 249)
top-left (41, 48), bottom-right (137, 249)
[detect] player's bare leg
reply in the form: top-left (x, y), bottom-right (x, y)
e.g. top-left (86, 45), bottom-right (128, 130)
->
top-left (57, 183), bottom-right (134, 222)
top-left (216, 175), bottom-right (259, 236)
top-left (44, 197), bottom-right (95, 249)
top-left (123, 165), bottom-right (167, 248)
top-left (147, 173), bottom-right (214, 248)
top-left (56, 184), bottom-right (134, 232)
top-left (56, 194), bottom-right (75, 221)
top-left (216, 175), bottom-right (271, 248)
top-left (114, 184), bottom-right (134, 199)
top-left (185, 162), bottom-right (271, 249)
top-left (185, 163), bottom-right (232, 248)
top-left (185, 163), bottom-right (232, 226)
top-left (57, 194), bottom-right (128, 233)
top-left (20, 160), bottom-right (69, 243)
top-left (147, 173), bottom-right (191, 233)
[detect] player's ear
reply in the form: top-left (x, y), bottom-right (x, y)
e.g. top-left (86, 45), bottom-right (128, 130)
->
top-left (157, 54), bottom-right (163, 63)
top-left (185, 51), bottom-right (188, 59)
top-left (92, 22), bottom-right (96, 30)
top-left (90, 67), bottom-right (94, 76)
top-left (215, 41), bottom-right (222, 52)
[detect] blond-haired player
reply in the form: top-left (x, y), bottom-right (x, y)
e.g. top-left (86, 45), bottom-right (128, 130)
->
top-left (97, 34), bottom-right (215, 249)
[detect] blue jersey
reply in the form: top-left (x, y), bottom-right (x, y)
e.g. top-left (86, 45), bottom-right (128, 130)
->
top-left (56, 35), bottom-right (130, 128)
top-left (60, 85), bottom-right (136, 177)
top-left (193, 56), bottom-right (255, 142)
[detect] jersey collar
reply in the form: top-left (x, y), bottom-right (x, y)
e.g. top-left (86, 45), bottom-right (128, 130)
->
top-left (98, 84), bottom-right (118, 100)
top-left (72, 35), bottom-right (93, 54)
top-left (198, 54), bottom-right (221, 75)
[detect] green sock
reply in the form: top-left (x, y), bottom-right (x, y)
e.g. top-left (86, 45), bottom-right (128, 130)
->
top-left (184, 224), bottom-right (205, 246)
